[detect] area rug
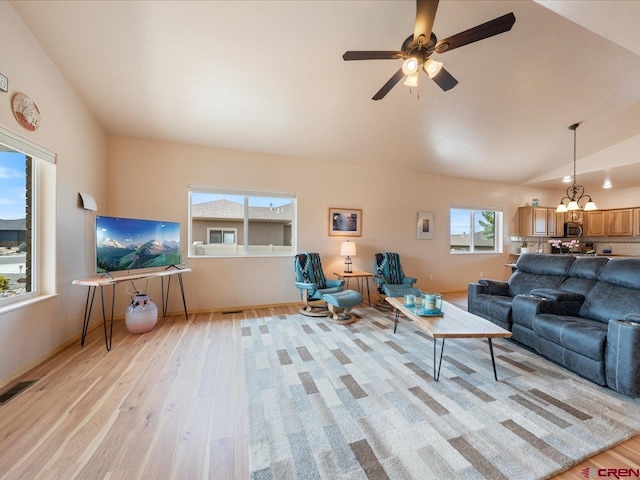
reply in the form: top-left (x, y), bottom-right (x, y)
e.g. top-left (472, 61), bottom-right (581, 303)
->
top-left (242, 307), bottom-right (640, 480)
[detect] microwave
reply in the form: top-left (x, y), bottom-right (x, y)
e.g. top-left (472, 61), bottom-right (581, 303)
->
top-left (564, 222), bottom-right (583, 237)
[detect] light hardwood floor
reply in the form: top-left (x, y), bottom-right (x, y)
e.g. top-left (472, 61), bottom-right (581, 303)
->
top-left (0, 293), bottom-right (637, 479)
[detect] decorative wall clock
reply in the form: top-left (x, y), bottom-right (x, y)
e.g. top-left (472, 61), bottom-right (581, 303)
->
top-left (12, 92), bottom-right (41, 131)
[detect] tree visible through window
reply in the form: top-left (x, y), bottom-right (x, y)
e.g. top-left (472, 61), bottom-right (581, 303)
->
top-left (450, 207), bottom-right (501, 253)
top-left (189, 187), bottom-right (296, 257)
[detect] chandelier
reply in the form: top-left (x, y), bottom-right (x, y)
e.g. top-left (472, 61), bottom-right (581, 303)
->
top-left (556, 123), bottom-right (597, 213)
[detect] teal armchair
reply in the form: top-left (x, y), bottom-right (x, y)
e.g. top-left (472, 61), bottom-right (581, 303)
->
top-left (373, 252), bottom-right (420, 299)
top-left (295, 253), bottom-right (344, 316)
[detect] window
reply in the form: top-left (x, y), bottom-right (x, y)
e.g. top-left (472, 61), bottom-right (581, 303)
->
top-left (450, 207), bottom-right (502, 253)
top-left (207, 228), bottom-right (237, 244)
top-left (189, 186), bottom-right (296, 257)
top-left (0, 126), bottom-right (56, 309)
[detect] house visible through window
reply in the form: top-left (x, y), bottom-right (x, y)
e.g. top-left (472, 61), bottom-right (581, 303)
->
top-left (189, 187), bottom-right (296, 257)
top-left (0, 126), bottom-right (56, 308)
top-left (208, 228), bottom-right (237, 244)
top-left (450, 207), bottom-right (502, 253)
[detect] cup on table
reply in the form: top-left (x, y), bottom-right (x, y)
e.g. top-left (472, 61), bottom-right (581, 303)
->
top-left (422, 293), bottom-right (442, 313)
top-left (404, 294), bottom-right (416, 307)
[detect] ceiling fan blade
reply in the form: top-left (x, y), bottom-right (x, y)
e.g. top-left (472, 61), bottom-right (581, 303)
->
top-left (431, 66), bottom-right (458, 91)
top-left (435, 12), bottom-right (516, 54)
top-left (413, 0), bottom-right (439, 46)
top-left (343, 51), bottom-right (403, 61)
top-left (372, 68), bottom-right (405, 101)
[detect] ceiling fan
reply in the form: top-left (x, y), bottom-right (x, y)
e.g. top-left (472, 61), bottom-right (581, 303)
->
top-left (343, 0), bottom-right (516, 100)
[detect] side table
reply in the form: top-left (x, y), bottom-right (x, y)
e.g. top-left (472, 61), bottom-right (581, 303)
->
top-left (333, 271), bottom-right (373, 306)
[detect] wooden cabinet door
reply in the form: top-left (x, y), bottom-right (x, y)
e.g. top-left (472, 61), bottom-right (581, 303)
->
top-left (635, 209), bottom-right (640, 236)
top-left (532, 207), bottom-right (548, 235)
top-left (519, 207), bottom-right (548, 236)
top-left (586, 211), bottom-right (605, 236)
top-left (547, 208), bottom-right (568, 236)
top-left (607, 209), bottom-right (634, 236)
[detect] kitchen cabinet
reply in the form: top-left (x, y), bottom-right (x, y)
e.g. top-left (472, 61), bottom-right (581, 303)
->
top-left (635, 209), bottom-right (640, 236)
top-left (547, 208), bottom-right (559, 236)
top-left (606, 209), bottom-right (634, 236)
top-left (586, 211), bottom-right (605, 237)
top-left (519, 207), bottom-right (549, 236)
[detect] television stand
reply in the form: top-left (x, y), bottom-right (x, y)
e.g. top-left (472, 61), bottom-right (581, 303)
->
top-left (72, 268), bottom-right (191, 351)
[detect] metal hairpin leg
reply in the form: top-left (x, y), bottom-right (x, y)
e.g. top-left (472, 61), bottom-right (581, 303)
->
top-left (488, 338), bottom-right (498, 381)
top-left (161, 273), bottom-right (189, 319)
top-left (81, 285), bottom-right (114, 351)
top-left (99, 285), bottom-right (115, 351)
top-left (434, 338), bottom-right (446, 381)
top-left (394, 309), bottom-right (400, 333)
top-left (81, 286), bottom-right (97, 346)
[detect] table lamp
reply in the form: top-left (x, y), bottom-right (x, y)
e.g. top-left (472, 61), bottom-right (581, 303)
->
top-left (340, 241), bottom-right (356, 273)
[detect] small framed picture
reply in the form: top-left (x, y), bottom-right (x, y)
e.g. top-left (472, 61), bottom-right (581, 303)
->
top-left (0, 73), bottom-right (8, 93)
top-left (329, 207), bottom-right (362, 237)
top-left (417, 211), bottom-right (434, 240)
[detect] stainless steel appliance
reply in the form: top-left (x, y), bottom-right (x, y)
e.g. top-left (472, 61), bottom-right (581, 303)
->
top-left (564, 222), bottom-right (583, 237)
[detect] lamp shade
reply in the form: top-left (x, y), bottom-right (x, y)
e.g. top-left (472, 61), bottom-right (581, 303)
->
top-left (403, 74), bottom-right (418, 87)
top-left (340, 241), bottom-right (356, 257)
top-left (401, 57), bottom-right (419, 76)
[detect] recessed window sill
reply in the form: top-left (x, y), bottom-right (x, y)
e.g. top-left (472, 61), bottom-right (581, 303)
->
top-left (0, 293), bottom-right (58, 316)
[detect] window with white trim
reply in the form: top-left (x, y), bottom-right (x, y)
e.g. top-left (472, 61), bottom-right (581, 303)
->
top-left (189, 186), bottom-right (296, 257)
top-left (0, 126), bottom-right (56, 308)
top-left (450, 207), bottom-right (502, 253)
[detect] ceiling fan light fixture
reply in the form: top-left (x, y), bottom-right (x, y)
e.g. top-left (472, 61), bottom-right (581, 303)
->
top-left (402, 57), bottom-right (419, 76)
top-left (423, 58), bottom-right (443, 78)
top-left (403, 73), bottom-right (419, 87)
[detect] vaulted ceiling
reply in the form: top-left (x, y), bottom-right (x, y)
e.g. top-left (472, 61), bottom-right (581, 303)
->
top-left (10, 0), bottom-right (640, 192)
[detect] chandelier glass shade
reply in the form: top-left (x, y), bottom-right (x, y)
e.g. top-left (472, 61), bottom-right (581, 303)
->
top-left (556, 123), bottom-right (597, 213)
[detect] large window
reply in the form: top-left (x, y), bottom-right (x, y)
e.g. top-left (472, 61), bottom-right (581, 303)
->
top-left (450, 207), bottom-right (502, 253)
top-left (189, 186), bottom-right (296, 257)
top-left (0, 127), bottom-right (56, 309)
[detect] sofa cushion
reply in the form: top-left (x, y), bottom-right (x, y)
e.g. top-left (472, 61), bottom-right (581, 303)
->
top-left (558, 257), bottom-right (609, 297)
top-left (533, 314), bottom-right (608, 361)
top-left (470, 294), bottom-right (513, 328)
top-left (579, 282), bottom-right (640, 324)
top-left (515, 253), bottom-right (575, 275)
top-left (508, 272), bottom-right (567, 297)
top-left (598, 258), bottom-right (640, 289)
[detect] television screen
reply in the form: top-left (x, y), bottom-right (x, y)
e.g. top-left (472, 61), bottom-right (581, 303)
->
top-left (96, 216), bottom-right (181, 273)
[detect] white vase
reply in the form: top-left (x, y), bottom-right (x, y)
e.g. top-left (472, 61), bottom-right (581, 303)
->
top-left (520, 247), bottom-right (530, 254)
top-left (125, 294), bottom-right (158, 334)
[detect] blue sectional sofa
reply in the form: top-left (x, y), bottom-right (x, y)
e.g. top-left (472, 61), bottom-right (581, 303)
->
top-left (468, 254), bottom-right (640, 397)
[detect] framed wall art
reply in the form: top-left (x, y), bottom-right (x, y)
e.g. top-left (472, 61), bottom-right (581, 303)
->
top-left (329, 207), bottom-right (362, 237)
top-left (417, 211), bottom-right (434, 240)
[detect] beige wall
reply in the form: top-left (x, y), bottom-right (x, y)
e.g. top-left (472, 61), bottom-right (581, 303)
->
top-left (3, 0), bottom-right (640, 387)
top-left (0, 2), bottom-right (107, 384)
top-left (107, 135), bottom-right (572, 313)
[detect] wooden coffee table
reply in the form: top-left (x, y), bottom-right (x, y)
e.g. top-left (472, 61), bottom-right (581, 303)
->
top-left (386, 297), bottom-right (512, 381)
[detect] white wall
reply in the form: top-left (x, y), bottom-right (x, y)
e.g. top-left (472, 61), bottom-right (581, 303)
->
top-left (0, 2), bottom-right (107, 384)
top-left (107, 136), bottom-right (565, 313)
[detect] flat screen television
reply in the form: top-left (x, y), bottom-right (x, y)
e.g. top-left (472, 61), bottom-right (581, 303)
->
top-left (96, 216), bottom-right (181, 274)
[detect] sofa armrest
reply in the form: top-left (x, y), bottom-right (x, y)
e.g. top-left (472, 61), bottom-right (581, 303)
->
top-left (624, 313), bottom-right (640, 323)
top-left (512, 294), bottom-right (556, 321)
top-left (606, 318), bottom-right (640, 397)
top-left (530, 288), bottom-right (585, 303)
top-left (477, 279), bottom-right (509, 296)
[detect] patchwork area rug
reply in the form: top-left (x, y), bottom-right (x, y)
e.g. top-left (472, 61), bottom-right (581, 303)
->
top-left (242, 307), bottom-right (640, 480)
